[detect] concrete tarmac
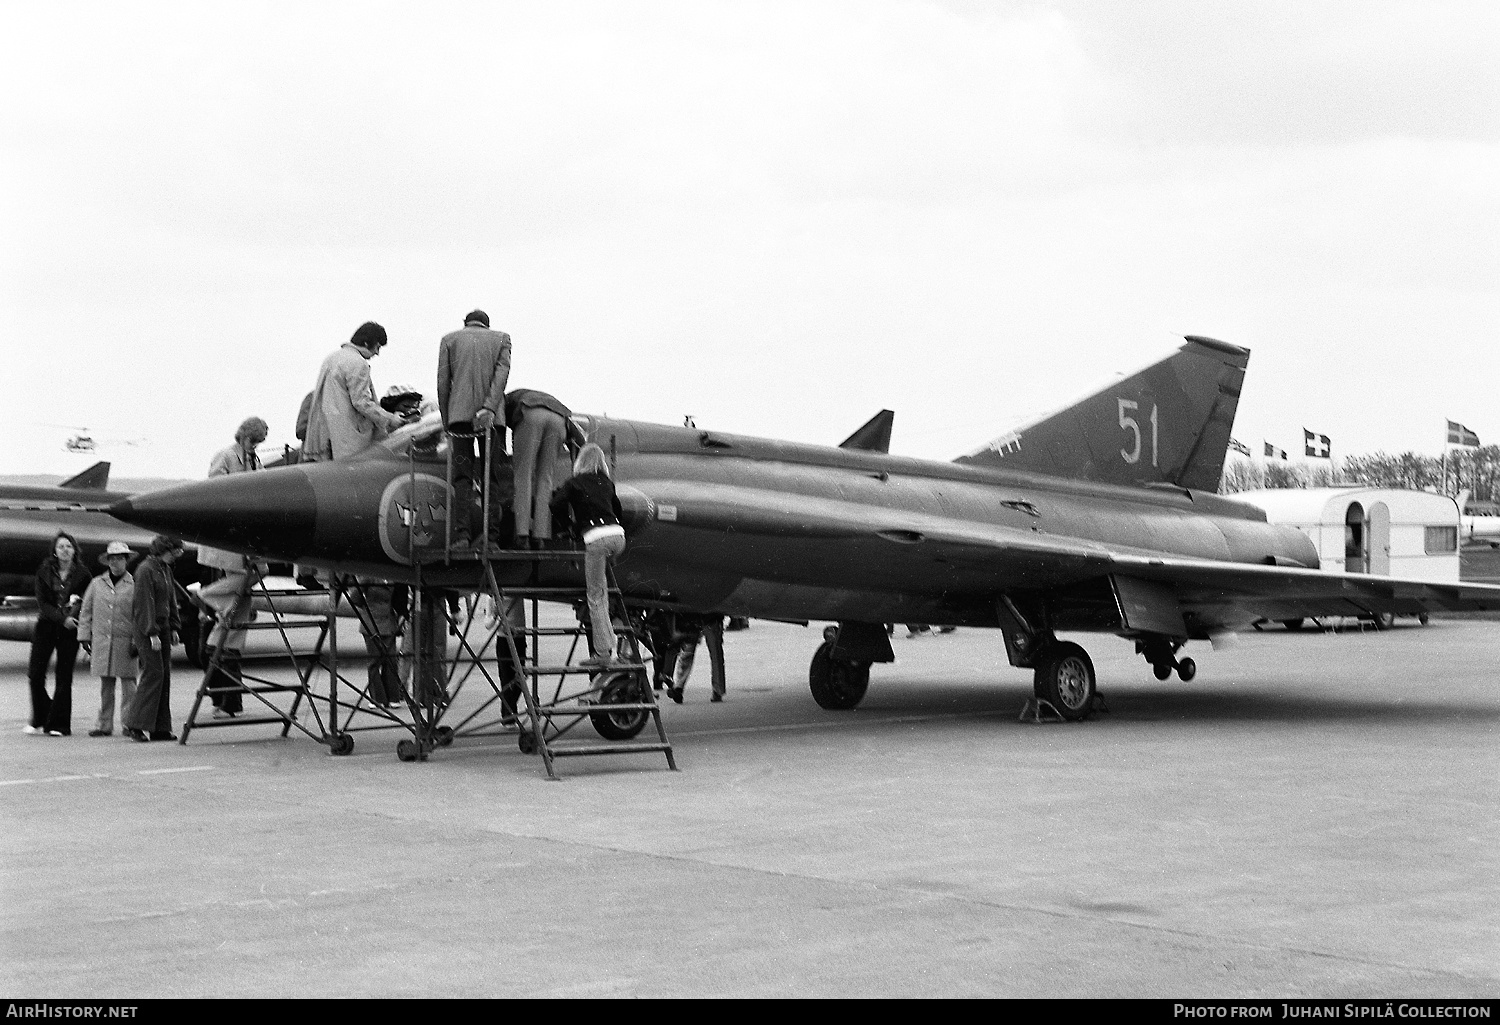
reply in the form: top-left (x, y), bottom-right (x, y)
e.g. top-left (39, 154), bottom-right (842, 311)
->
top-left (2, 616), bottom-right (1497, 998)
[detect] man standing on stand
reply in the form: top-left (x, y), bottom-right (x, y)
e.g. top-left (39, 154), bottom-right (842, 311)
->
top-left (303, 321), bottom-right (408, 463)
top-left (437, 309), bottom-right (511, 548)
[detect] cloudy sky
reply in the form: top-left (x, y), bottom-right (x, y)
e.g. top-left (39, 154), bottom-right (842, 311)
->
top-left (2, 0), bottom-right (1495, 480)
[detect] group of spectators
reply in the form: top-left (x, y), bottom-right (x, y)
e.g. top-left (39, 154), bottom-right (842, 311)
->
top-left (25, 531), bottom-right (186, 741)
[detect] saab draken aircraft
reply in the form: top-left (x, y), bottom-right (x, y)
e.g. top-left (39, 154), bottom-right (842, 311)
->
top-left (111, 337), bottom-right (1500, 719)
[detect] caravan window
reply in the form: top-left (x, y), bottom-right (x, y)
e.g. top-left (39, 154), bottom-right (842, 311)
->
top-left (1424, 526), bottom-right (1457, 554)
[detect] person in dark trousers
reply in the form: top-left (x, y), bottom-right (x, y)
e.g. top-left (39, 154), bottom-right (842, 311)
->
top-left (506, 388), bottom-right (572, 548)
top-left (493, 595), bottom-right (527, 720)
top-left (437, 309), bottom-right (511, 548)
top-left (25, 531), bottom-right (91, 736)
top-left (667, 614), bottom-right (727, 704)
top-left (123, 535), bottom-right (184, 742)
top-left (550, 443), bottom-right (626, 666)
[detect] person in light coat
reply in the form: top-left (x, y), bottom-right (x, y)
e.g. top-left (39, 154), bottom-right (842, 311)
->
top-left (197, 416), bottom-right (269, 717)
top-left (302, 322), bottom-right (407, 463)
top-left (78, 542), bottom-right (138, 737)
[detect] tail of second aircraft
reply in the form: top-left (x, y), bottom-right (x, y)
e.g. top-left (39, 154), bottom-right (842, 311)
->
top-left (954, 336), bottom-right (1248, 492)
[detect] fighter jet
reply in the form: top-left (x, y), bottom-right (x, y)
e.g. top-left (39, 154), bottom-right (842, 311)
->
top-left (110, 337), bottom-right (1500, 719)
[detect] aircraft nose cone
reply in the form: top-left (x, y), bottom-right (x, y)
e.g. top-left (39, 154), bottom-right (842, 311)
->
top-left (110, 468), bottom-right (318, 557)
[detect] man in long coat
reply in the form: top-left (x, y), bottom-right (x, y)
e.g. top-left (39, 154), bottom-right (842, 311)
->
top-left (122, 535), bottom-right (184, 742)
top-left (303, 322), bottom-right (407, 463)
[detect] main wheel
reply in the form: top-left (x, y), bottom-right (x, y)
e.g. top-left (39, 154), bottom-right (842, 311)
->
top-left (1033, 642), bottom-right (1096, 721)
top-left (1176, 657), bottom-right (1197, 682)
top-left (1152, 662), bottom-right (1173, 681)
top-left (590, 670), bottom-right (651, 740)
top-left (808, 641), bottom-right (870, 710)
top-left (1282, 618), bottom-right (1305, 632)
top-left (1372, 612), bottom-right (1395, 631)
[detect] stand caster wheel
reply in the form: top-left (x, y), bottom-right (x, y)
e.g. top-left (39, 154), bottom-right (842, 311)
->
top-left (396, 738), bottom-right (419, 762)
top-left (328, 732), bottom-right (355, 756)
top-left (1176, 657), bottom-right (1197, 682)
top-left (517, 730), bottom-right (538, 756)
top-left (436, 726), bottom-right (454, 748)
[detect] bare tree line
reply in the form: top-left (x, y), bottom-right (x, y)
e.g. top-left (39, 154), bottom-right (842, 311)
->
top-left (1220, 446), bottom-right (1500, 505)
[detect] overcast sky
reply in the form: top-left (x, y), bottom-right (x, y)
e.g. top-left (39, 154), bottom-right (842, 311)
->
top-left (2, 0), bottom-right (1495, 480)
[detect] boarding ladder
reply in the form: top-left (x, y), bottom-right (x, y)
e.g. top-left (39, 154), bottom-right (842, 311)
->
top-left (399, 421), bottom-right (675, 779)
top-left (179, 564), bottom-right (336, 747)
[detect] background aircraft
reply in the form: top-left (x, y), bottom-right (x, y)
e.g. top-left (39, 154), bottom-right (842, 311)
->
top-left (112, 337), bottom-right (1500, 720)
top-left (0, 462), bottom-right (207, 654)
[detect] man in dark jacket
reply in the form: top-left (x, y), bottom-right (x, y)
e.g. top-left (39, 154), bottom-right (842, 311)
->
top-left (123, 535), bottom-right (184, 742)
top-left (437, 310), bottom-right (511, 547)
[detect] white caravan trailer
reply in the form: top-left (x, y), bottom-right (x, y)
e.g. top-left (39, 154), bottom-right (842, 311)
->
top-left (1232, 487), bottom-right (1461, 627)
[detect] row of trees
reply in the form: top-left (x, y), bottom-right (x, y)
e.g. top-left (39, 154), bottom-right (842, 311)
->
top-left (1219, 446), bottom-right (1500, 505)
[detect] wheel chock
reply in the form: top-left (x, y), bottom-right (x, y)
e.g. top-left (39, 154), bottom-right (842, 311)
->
top-left (1018, 698), bottom-right (1066, 723)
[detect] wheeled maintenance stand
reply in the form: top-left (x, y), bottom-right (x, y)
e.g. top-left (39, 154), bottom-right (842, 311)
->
top-left (181, 423), bottom-right (676, 779)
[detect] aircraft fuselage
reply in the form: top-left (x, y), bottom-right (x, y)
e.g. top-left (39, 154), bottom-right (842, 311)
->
top-left (111, 416), bottom-right (1319, 634)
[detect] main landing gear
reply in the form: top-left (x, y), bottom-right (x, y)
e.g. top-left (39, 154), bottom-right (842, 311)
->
top-left (1030, 641), bottom-right (1097, 720)
top-left (806, 622), bottom-right (1104, 722)
top-left (1136, 637), bottom-right (1195, 682)
top-left (809, 627), bottom-right (872, 710)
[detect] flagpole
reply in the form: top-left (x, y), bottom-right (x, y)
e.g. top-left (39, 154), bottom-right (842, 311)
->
top-left (1442, 429), bottom-right (1449, 497)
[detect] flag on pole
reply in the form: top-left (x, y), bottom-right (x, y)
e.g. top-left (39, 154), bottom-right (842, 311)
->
top-left (1264, 441), bottom-right (1287, 460)
top-left (1447, 421), bottom-right (1480, 447)
top-left (1303, 428), bottom-right (1331, 459)
top-left (1229, 437), bottom-right (1250, 457)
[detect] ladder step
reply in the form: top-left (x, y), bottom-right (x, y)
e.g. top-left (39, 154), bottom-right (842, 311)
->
top-left (238, 619), bottom-right (328, 630)
top-left (209, 683), bottom-right (310, 694)
top-left (414, 549), bottom-right (584, 564)
top-left (488, 586), bottom-right (626, 597)
top-left (187, 716), bottom-right (297, 728)
top-left (533, 702), bottom-right (661, 713)
top-left (545, 743), bottom-right (674, 758)
top-left (524, 662), bottom-right (647, 676)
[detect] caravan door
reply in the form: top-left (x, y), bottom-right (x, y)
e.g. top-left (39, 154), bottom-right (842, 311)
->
top-left (1368, 501), bottom-right (1391, 575)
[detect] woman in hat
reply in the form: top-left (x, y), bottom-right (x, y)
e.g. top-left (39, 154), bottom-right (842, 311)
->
top-left (77, 542), bottom-right (138, 737)
top-left (25, 531), bottom-right (92, 736)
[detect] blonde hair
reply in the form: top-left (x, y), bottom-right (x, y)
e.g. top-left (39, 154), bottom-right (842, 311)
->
top-left (573, 443), bottom-right (610, 478)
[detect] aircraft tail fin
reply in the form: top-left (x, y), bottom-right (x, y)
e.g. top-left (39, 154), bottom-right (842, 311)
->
top-left (60, 461), bottom-right (111, 490)
top-left (840, 410), bottom-right (894, 453)
top-left (954, 336), bottom-right (1248, 492)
